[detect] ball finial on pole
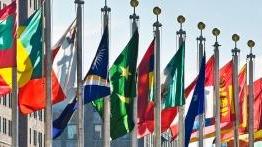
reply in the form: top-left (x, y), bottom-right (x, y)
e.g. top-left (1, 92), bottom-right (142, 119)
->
top-left (212, 28), bottom-right (220, 37)
top-left (247, 40), bottom-right (255, 48)
top-left (198, 22), bottom-right (205, 30)
top-left (177, 15), bottom-right (185, 24)
top-left (232, 34), bottom-right (240, 42)
top-left (153, 6), bottom-right (161, 16)
top-left (130, 0), bottom-right (139, 8)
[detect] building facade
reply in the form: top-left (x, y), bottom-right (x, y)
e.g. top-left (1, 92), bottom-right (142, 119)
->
top-left (0, 0), bottom-right (44, 147)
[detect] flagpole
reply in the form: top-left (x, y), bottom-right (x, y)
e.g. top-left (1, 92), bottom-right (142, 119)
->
top-left (212, 28), bottom-right (221, 147)
top-left (247, 40), bottom-right (255, 147)
top-left (75, 0), bottom-right (85, 147)
top-left (11, 1), bottom-right (19, 147)
top-left (153, 7), bottom-right (162, 147)
top-left (176, 15), bottom-right (186, 147)
top-left (231, 34), bottom-right (240, 147)
top-left (129, 1), bottom-right (139, 147)
top-left (101, 1), bottom-right (111, 147)
top-left (44, 0), bottom-right (52, 146)
top-left (197, 22), bottom-right (206, 147)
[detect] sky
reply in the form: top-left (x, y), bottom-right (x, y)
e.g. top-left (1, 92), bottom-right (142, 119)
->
top-left (52, 0), bottom-right (262, 146)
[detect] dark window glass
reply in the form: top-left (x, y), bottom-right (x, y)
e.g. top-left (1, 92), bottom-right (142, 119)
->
top-left (34, 130), bottom-right (37, 145)
top-left (38, 132), bottom-right (42, 147)
top-left (8, 120), bottom-right (12, 136)
top-left (3, 118), bottom-right (6, 134)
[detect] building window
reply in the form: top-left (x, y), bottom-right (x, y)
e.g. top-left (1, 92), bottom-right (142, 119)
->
top-left (34, 112), bottom-right (37, 119)
top-left (38, 110), bottom-right (43, 121)
top-left (94, 124), bottom-right (102, 140)
top-left (29, 128), bottom-right (32, 144)
top-left (30, 0), bottom-right (32, 8)
top-left (3, 95), bottom-right (6, 106)
top-left (0, 116), bottom-right (1, 133)
top-left (3, 3), bottom-right (6, 8)
top-left (34, 0), bottom-right (37, 10)
top-left (33, 130), bottom-right (37, 145)
top-left (38, 132), bottom-right (42, 147)
top-left (8, 120), bottom-right (12, 136)
top-left (3, 118), bottom-right (6, 134)
top-left (8, 94), bottom-right (12, 108)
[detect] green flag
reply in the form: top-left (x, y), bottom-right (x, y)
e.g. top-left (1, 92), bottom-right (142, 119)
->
top-left (162, 42), bottom-right (185, 107)
top-left (93, 30), bottom-right (139, 139)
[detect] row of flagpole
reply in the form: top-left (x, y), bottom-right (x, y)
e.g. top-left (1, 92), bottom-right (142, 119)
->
top-left (8, 0), bottom-right (257, 147)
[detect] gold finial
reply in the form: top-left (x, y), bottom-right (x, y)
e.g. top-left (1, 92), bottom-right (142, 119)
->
top-left (212, 28), bottom-right (220, 37)
top-left (130, 0), bottom-right (139, 8)
top-left (153, 6), bottom-right (161, 15)
top-left (177, 15), bottom-right (185, 24)
top-left (247, 40), bottom-right (255, 48)
top-left (232, 34), bottom-right (240, 42)
top-left (198, 22), bottom-right (205, 30)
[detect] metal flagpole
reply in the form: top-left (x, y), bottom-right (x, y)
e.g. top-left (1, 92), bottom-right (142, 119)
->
top-left (11, 1), bottom-right (19, 146)
top-left (247, 40), bottom-right (255, 147)
top-left (196, 22), bottom-right (206, 147)
top-left (75, 0), bottom-right (85, 147)
top-left (44, 0), bottom-right (52, 146)
top-left (212, 28), bottom-right (221, 147)
top-left (153, 6), bottom-right (162, 147)
top-left (231, 34), bottom-right (240, 147)
top-left (101, 0), bottom-right (111, 147)
top-left (176, 15), bottom-right (186, 147)
top-left (129, 1), bottom-right (139, 147)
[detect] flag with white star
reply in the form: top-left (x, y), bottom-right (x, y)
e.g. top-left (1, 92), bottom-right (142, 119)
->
top-left (93, 29), bottom-right (139, 139)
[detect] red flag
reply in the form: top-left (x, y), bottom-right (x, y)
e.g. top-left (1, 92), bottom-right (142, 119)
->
top-left (19, 22), bottom-right (76, 114)
top-left (137, 39), bottom-right (155, 138)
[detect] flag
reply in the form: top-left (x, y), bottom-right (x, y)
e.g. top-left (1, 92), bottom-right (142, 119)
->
top-left (137, 39), bottom-right (155, 137)
top-left (189, 63), bottom-right (247, 143)
top-left (185, 55), bottom-right (205, 147)
top-left (0, 1), bottom-right (16, 95)
top-left (52, 25), bottom-right (110, 139)
top-left (92, 30), bottom-right (139, 139)
top-left (52, 97), bottom-right (77, 139)
top-left (162, 41), bottom-right (185, 107)
top-left (84, 26), bottom-right (110, 103)
top-left (19, 18), bottom-right (77, 114)
top-left (170, 55), bottom-right (215, 139)
top-left (0, 1), bottom-right (16, 68)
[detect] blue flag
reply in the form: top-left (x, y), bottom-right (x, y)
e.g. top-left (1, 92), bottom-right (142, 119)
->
top-left (185, 55), bottom-right (205, 147)
top-left (52, 98), bottom-right (78, 139)
top-left (52, 26), bottom-right (110, 139)
top-left (84, 26), bottom-right (110, 103)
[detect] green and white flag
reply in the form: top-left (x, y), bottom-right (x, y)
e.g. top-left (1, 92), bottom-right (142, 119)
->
top-left (93, 30), bottom-right (139, 139)
top-left (162, 42), bottom-right (185, 107)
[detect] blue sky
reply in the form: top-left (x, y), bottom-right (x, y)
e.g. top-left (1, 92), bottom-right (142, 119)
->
top-left (52, 0), bottom-right (262, 146)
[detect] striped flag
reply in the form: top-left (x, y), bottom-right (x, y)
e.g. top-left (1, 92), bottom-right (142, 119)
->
top-left (52, 25), bottom-right (110, 139)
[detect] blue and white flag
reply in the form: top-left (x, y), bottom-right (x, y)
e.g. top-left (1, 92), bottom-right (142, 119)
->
top-left (52, 26), bottom-right (110, 139)
top-left (185, 55), bottom-right (206, 147)
top-left (53, 97), bottom-right (78, 139)
top-left (84, 26), bottom-right (110, 103)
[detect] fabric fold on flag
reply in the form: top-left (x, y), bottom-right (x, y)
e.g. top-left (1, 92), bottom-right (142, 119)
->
top-left (19, 17), bottom-right (77, 114)
top-left (84, 26), bottom-right (110, 103)
top-left (0, 1), bottom-right (16, 95)
top-left (53, 97), bottom-right (77, 139)
top-left (52, 24), bottom-right (110, 139)
top-left (184, 55), bottom-right (205, 147)
top-left (92, 29), bottom-right (139, 139)
top-left (0, 1), bottom-right (16, 68)
top-left (137, 39), bottom-right (155, 138)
